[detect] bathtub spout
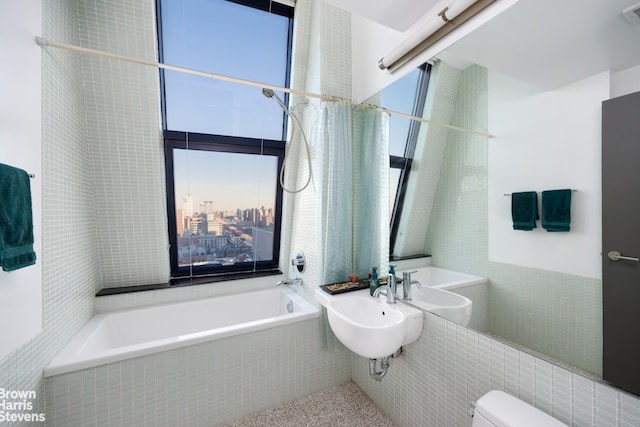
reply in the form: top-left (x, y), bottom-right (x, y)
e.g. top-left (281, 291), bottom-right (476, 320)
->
top-left (277, 277), bottom-right (303, 286)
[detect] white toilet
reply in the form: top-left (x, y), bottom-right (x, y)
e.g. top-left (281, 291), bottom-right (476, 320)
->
top-left (472, 390), bottom-right (569, 427)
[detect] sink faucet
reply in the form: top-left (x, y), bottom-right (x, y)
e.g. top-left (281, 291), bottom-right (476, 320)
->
top-left (276, 277), bottom-right (303, 286)
top-left (372, 273), bottom-right (397, 304)
top-left (402, 271), bottom-right (422, 301)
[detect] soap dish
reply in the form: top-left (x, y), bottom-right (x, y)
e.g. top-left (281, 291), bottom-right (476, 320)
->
top-left (320, 277), bottom-right (388, 295)
top-left (320, 280), bottom-right (369, 295)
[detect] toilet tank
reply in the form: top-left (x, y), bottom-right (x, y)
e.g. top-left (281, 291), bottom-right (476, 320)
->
top-left (472, 390), bottom-right (568, 427)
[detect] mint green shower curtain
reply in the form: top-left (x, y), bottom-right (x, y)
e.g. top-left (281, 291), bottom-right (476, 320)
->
top-left (318, 100), bottom-right (389, 285)
top-left (318, 100), bottom-right (354, 285)
top-left (353, 105), bottom-right (389, 279)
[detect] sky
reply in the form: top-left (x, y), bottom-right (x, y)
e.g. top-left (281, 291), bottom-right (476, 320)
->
top-left (161, 0), bottom-right (289, 212)
top-left (161, 0), bottom-right (421, 214)
top-left (173, 148), bottom-right (278, 213)
top-left (162, 0), bottom-right (290, 140)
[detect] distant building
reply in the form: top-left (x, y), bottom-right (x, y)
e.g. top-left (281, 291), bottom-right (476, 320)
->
top-left (252, 227), bottom-right (273, 261)
top-left (176, 209), bottom-right (185, 236)
top-left (206, 214), bottom-right (223, 235)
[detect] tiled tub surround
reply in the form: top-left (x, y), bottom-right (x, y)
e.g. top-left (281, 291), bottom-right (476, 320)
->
top-left (45, 287), bottom-right (319, 377)
top-left (44, 315), bottom-right (351, 427)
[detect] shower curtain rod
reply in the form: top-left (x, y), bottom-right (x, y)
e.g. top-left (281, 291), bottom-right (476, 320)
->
top-left (35, 37), bottom-right (493, 139)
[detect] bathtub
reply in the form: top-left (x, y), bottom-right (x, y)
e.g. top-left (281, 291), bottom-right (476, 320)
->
top-left (401, 266), bottom-right (489, 330)
top-left (45, 287), bottom-right (319, 377)
top-left (404, 266), bottom-right (487, 290)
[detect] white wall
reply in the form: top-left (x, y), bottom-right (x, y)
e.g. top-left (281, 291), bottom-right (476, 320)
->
top-left (350, 0), bottom-right (521, 103)
top-left (488, 70), bottom-right (609, 279)
top-left (0, 2), bottom-right (43, 360)
top-left (611, 63), bottom-right (640, 98)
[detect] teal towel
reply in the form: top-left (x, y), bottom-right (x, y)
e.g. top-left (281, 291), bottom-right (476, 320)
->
top-left (511, 191), bottom-right (538, 230)
top-left (541, 189), bottom-right (572, 232)
top-left (0, 164), bottom-right (36, 271)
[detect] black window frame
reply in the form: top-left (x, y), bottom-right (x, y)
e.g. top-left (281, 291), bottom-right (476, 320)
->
top-left (157, 0), bottom-right (294, 281)
top-left (389, 63), bottom-right (432, 257)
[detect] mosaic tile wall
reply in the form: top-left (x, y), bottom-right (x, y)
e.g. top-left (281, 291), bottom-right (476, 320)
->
top-left (77, 0), bottom-right (170, 287)
top-left (424, 64), bottom-right (489, 277)
top-left (43, 1), bottom-right (354, 426)
top-left (393, 61), bottom-right (462, 257)
top-left (2, 2), bottom-right (625, 427)
top-left (0, 0), bottom-right (102, 425)
top-left (353, 311), bottom-right (640, 427)
top-left (489, 262), bottom-right (602, 376)
top-left (284, 0), bottom-right (354, 303)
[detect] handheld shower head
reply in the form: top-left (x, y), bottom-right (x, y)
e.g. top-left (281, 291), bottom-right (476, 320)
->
top-left (260, 88), bottom-right (314, 194)
top-left (261, 88), bottom-right (288, 112)
top-left (262, 88), bottom-right (275, 98)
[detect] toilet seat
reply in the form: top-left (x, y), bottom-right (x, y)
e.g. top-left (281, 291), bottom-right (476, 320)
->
top-left (472, 390), bottom-right (568, 427)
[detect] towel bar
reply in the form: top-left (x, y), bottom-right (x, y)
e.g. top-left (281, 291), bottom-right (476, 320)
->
top-left (503, 189), bottom-right (577, 197)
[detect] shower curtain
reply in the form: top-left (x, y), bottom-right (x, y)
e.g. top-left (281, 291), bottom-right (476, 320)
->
top-left (352, 105), bottom-right (389, 279)
top-left (318, 100), bottom-right (354, 285)
top-left (318, 100), bottom-right (389, 285)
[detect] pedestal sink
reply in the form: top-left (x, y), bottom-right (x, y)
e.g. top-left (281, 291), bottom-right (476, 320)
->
top-left (318, 291), bottom-right (423, 359)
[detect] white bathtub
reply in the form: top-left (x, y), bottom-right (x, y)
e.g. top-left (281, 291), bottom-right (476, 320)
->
top-left (401, 266), bottom-right (489, 330)
top-left (403, 266), bottom-right (487, 290)
top-left (45, 287), bottom-right (319, 377)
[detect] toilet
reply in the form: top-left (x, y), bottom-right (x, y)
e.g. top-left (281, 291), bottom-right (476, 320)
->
top-left (472, 390), bottom-right (569, 427)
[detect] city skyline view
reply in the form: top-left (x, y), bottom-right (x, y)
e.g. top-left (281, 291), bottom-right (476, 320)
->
top-left (173, 147), bottom-right (278, 213)
top-left (172, 148), bottom-right (278, 266)
top-left (175, 204), bottom-right (275, 267)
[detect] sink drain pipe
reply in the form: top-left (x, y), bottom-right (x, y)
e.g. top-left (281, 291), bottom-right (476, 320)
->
top-left (368, 348), bottom-right (402, 381)
top-left (369, 357), bottom-right (390, 381)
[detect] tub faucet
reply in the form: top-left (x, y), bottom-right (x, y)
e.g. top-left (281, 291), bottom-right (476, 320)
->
top-left (277, 277), bottom-right (303, 286)
top-left (402, 271), bottom-right (422, 301)
top-left (372, 274), bottom-right (397, 304)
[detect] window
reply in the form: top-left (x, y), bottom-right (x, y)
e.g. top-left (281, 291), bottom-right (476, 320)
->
top-left (378, 64), bottom-right (431, 257)
top-left (158, 0), bottom-right (294, 279)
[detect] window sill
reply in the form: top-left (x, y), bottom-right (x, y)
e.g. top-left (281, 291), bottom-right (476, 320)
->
top-left (390, 254), bottom-right (431, 262)
top-left (95, 269), bottom-right (283, 297)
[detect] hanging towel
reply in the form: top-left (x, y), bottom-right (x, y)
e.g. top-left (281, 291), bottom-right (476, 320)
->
top-left (511, 191), bottom-right (538, 230)
top-left (541, 189), bottom-right (572, 232)
top-left (0, 164), bottom-right (36, 271)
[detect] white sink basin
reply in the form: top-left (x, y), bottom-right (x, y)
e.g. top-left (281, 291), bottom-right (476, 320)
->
top-left (405, 286), bottom-right (473, 326)
top-left (325, 294), bottom-right (423, 359)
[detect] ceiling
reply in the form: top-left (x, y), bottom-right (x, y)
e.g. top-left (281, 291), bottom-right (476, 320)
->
top-left (321, 0), bottom-right (443, 31)
top-left (333, 0), bottom-right (640, 90)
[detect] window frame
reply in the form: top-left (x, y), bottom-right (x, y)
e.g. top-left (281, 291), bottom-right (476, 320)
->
top-left (157, 0), bottom-right (294, 281)
top-left (389, 63), bottom-right (432, 257)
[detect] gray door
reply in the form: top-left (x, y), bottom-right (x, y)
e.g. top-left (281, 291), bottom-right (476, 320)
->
top-left (602, 90), bottom-right (640, 395)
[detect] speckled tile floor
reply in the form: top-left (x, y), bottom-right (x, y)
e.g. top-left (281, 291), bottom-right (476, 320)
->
top-left (224, 381), bottom-right (398, 427)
